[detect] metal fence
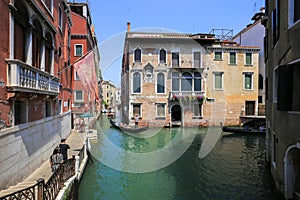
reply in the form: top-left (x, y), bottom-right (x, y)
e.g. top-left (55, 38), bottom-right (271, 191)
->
top-left (1, 158), bottom-right (76, 200)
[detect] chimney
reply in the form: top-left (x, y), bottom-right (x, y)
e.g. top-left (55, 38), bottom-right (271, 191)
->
top-left (127, 22), bottom-right (131, 32)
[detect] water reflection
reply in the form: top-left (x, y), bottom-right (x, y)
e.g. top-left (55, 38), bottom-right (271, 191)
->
top-left (79, 117), bottom-right (278, 200)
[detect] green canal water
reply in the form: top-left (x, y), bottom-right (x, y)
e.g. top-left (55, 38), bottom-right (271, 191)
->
top-left (78, 117), bottom-right (279, 200)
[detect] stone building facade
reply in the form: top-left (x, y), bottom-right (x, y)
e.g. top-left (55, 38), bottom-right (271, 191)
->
top-left (121, 24), bottom-right (260, 127)
top-left (263, 0), bottom-right (300, 199)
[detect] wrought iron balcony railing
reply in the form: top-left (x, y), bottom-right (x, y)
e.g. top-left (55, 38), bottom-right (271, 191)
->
top-left (6, 59), bottom-right (60, 95)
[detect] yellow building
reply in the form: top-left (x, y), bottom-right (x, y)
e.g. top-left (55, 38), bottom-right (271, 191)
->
top-left (101, 80), bottom-right (116, 112)
top-left (121, 24), bottom-right (260, 127)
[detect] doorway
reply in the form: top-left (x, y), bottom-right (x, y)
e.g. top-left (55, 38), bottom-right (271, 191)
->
top-left (171, 105), bottom-right (181, 122)
top-left (245, 101), bottom-right (255, 115)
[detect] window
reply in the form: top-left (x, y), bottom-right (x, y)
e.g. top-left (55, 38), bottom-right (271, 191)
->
top-left (133, 104), bottom-right (141, 117)
top-left (172, 72), bottom-right (180, 91)
top-left (259, 74), bottom-right (263, 89)
top-left (14, 0), bottom-right (29, 62)
top-left (258, 96), bottom-right (263, 103)
top-left (289, 0), bottom-right (300, 26)
top-left (58, 6), bottom-right (63, 29)
top-left (272, 0), bottom-right (280, 46)
top-left (133, 72), bottom-right (141, 93)
top-left (229, 52), bottom-right (236, 65)
top-left (14, 100), bottom-right (27, 125)
top-left (75, 71), bottom-right (80, 80)
top-left (32, 20), bottom-right (43, 69)
top-left (75, 44), bottom-right (83, 56)
top-left (172, 52), bottom-right (179, 67)
top-left (74, 90), bottom-right (84, 101)
top-left (134, 48), bottom-right (141, 62)
top-left (181, 72), bottom-right (192, 91)
top-left (277, 63), bottom-right (300, 111)
top-left (193, 104), bottom-right (202, 117)
top-left (43, 0), bottom-right (53, 12)
top-left (45, 101), bottom-right (52, 117)
top-left (243, 72), bottom-right (253, 90)
top-left (213, 72), bottom-right (223, 90)
top-left (157, 73), bottom-right (165, 93)
top-left (214, 51), bottom-right (222, 60)
top-left (45, 33), bottom-right (53, 73)
top-left (245, 53), bottom-right (252, 65)
top-left (194, 72), bottom-right (202, 91)
top-left (156, 103), bottom-right (166, 117)
top-left (193, 51), bottom-right (201, 68)
top-left (159, 49), bottom-right (166, 63)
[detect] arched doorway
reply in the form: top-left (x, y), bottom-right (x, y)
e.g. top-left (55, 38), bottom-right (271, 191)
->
top-left (171, 105), bottom-right (181, 122)
top-left (284, 144), bottom-right (300, 199)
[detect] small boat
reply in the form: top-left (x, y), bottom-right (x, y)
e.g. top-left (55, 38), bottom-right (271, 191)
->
top-left (222, 126), bottom-right (265, 134)
top-left (109, 119), bottom-right (149, 133)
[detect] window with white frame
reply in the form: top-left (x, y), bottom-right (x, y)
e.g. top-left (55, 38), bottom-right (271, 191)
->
top-left (193, 51), bottom-right (201, 68)
top-left (74, 90), bottom-right (84, 101)
top-left (172, 52), bottom-right (179, 67)
top-left (134, 47), bottom-right (141, 62)
top-left (289, 0), bottom-right (300, 27)
top-left (58, 6), bottom-right (63, 29)
top-left (132, 104), bottom-right (141, 117)
top-left (194, 72), bottom-right (202, 91)
top-left (172, 72), bottom-right (180, 91)
top-left (74, 44), bottom-right (83, 56)
top-left (75, 71), bottom-right (80, 80)
top-left (229, 52), bottom-right (236, 65)
top-left (245, 52), bottom-right (252, 65)
top-left (156, 103), bottom-right (166, 117)
top-left (243, 72), bottom-right (253, 90)
top-left (132, 72), bottom-right (141, 93)
top-left (181, 72), bottom-right (192, 91)
top-left (213, 72), bottom-right (223, 90)
top-left (43, 0), bottom-right (53, 13)
top-left (159, 49), bottom-right (166, 64)
top-left (156, 73), bottom-right (165, 93)
top-left (214, 51), bottom-right (222, 60)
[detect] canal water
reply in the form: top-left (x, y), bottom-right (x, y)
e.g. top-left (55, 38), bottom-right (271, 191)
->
top-left (78, 116), bottom-right (279, 200)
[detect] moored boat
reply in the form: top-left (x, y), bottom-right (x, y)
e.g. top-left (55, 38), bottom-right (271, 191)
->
top-left (109, 119), bottom-right (149, 133)
top-left (222, 126), bottom-right (265, 134)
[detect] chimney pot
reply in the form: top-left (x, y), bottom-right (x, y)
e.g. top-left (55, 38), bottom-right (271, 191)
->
top-left (127, 22), bottom-right (131, 32)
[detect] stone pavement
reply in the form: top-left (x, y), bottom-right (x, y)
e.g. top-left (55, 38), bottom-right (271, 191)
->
top-left (0, 129), bottom-right (87, 197)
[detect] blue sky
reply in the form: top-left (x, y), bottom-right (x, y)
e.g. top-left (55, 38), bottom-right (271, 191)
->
top-left (89, 0), bottom-right (265, 86)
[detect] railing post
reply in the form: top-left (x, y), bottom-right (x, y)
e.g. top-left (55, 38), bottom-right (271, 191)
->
top-left (75, 156), bottom-right (80, 174)
top-left (36, 178), bottom-right (44, 200)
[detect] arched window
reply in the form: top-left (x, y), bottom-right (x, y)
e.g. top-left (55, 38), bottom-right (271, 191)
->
top-left (32, 19), bottom-right (43, 69)
top-left (134, 48), bottom-right (141, 62)
top-left (133, 72), bottom-right (141, 93)
top-left (45, 32), bottom-right (53, 73)
top-left (194, 72), bottom-right (202, 91)
top-left (157, 73), bottom-right (165, 93)
top-left (14, 0), bottom-right (29, 62)
top-left (159, 49), bottom-right (166, 63)
top-left (259, 74), bottom-right (263, 89)
top-left (181, 72), bottom-right (192, 91)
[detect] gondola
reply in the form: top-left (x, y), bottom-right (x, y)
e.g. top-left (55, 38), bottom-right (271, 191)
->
top-left (109, 118), bottom-right (149, 133)
top-left (222, 126), bottom-right (265, 134)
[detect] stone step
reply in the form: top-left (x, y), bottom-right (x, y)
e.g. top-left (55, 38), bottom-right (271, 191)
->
top-left (0, 182), bottom-right (36, 197)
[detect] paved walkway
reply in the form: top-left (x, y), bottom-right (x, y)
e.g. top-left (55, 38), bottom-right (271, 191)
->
top-left (0, 129), bottom-right (87, 197)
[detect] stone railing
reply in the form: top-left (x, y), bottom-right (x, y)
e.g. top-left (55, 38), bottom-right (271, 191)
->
top-left (6, 59), bottom-right (59, 94)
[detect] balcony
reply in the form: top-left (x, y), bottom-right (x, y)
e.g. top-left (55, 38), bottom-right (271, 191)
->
top-left (169, 91), bottom-right (205, 103)
top-left (6, 59), bottom-right (60, 95)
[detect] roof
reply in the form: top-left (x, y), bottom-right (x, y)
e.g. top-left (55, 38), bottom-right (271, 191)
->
top-left (126, 32), bottom-right (217, 41)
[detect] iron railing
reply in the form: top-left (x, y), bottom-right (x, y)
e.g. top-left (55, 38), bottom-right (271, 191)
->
top-left (1, 158), bottom-right (75, 200)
